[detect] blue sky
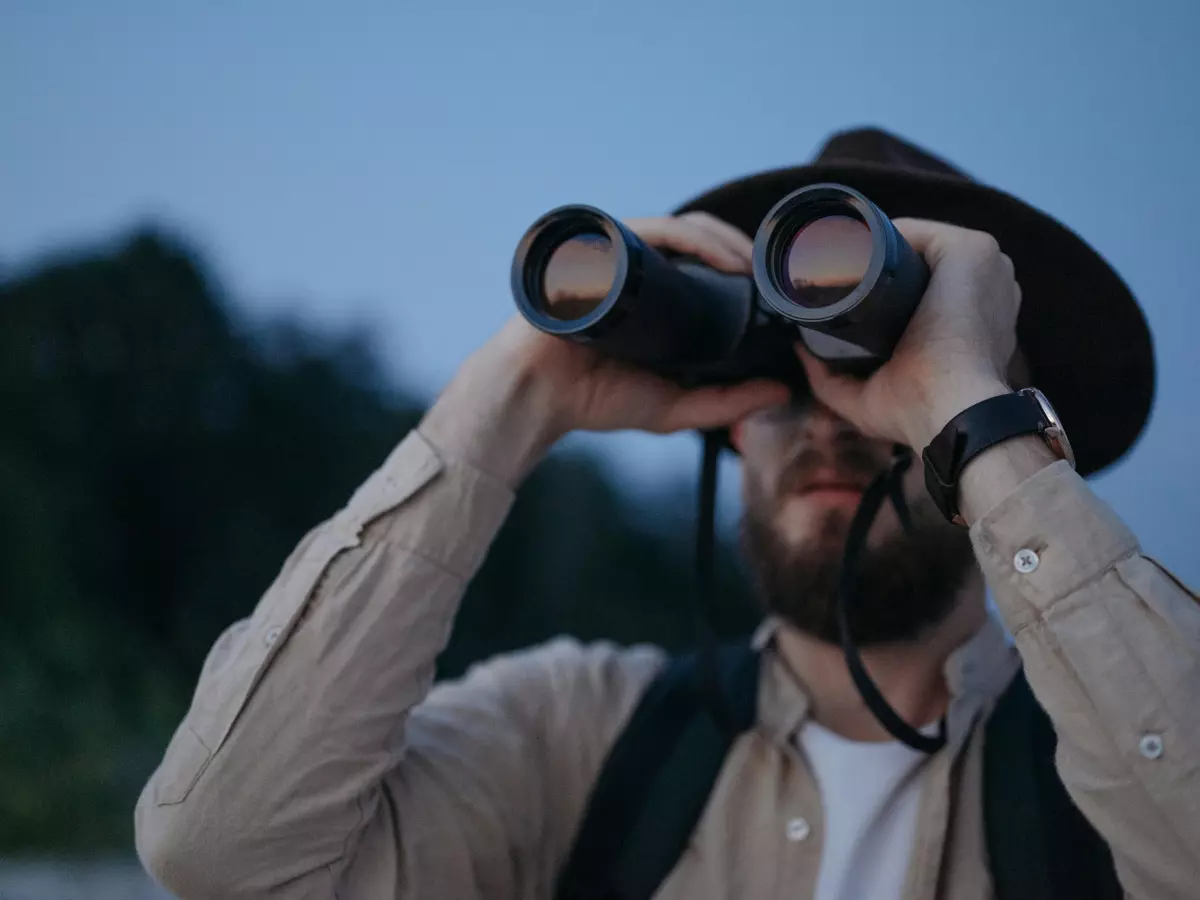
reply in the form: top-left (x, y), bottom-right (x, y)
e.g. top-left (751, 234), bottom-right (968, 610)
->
top-left (3, 0), bottom-right (1199, 581)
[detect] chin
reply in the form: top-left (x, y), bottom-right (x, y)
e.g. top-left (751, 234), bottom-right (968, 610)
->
top-left (775, 502), bottom-right (853, 554)
top-left (776, 499), bottom-right (910, 563)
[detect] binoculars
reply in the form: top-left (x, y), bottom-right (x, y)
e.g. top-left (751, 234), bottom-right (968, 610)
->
top-left (510, 184), bottom-right (929, 391)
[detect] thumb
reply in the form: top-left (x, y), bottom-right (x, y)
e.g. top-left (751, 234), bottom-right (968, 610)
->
top-left (795, 344), bottom-right (868, 427)
top-left (657, 379), bottom-right (790, 433)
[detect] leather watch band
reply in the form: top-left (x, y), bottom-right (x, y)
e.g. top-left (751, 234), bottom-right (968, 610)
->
top-left (921, 391), bottom-right (1049, 524)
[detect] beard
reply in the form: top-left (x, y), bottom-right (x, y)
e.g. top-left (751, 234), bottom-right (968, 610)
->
top-left (739, 449), bottom-right (976, 648)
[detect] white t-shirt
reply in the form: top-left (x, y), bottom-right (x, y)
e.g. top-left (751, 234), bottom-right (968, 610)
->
top-left (795, 720), bottom-right (928, 900)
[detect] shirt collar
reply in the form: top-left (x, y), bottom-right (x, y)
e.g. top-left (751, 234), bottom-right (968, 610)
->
top-left (753, 618), bottom-right (812, 746)
top-left (753, 611), bottom-right (1018, 749)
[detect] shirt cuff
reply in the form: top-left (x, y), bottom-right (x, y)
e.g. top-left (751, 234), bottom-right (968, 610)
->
top-left (969, 460), bottom-right (1140, 628)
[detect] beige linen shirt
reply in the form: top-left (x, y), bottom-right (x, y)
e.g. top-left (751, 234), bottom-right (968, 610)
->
top-left (135, 429), bottom-right (1200, 900)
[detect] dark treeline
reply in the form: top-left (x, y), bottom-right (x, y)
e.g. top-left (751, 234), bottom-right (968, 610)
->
top-left (0, 229), bottom-right (759, 853)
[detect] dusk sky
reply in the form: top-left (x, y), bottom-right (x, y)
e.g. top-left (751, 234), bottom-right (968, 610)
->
top-left (4, 0), bottom-right (1198, 581)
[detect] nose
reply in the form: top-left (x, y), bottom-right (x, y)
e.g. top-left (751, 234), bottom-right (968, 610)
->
top-left (800, 403), bottom-right (860, 446)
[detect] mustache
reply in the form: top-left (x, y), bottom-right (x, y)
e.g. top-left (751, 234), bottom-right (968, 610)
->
top-left (776, 441), bottom-right (885, 497)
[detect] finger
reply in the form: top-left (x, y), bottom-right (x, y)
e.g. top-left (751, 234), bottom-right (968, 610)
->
top-left (626, 217), bottom-right (748, 274)
top-left (657, 379), bottom-right (790, 434)
top-left (678, 211), bottom-right (754, 268)
top-left (894, 218), bottom-right (1004, 268)
top-left (892, 217), bottom-right (992, 269)
top-left (890, 217), bottom-right (958, 263)
top-left (795, 344), bottom-right (866, 427)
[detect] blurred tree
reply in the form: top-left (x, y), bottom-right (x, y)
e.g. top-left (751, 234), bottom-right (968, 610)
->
top-left (0, 228), bottom-right (758, 853)
top-left (0, 231), bottom-right (422, 677)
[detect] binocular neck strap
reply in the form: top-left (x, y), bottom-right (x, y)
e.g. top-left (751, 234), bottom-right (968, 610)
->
top-left (836, 447), bottom-right (947, 754)
top-left (693, 434), bottom-right (946, 753)
top-left (694, 431), bottom-right (740, 735)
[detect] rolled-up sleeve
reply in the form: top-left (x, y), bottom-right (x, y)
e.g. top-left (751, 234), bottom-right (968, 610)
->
top-left (970, 460), bottom-right (1200, 900)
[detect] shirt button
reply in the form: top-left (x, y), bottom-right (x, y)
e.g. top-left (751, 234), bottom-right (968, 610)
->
top-left (786, 817), bottom-right (811, 842)
top-left (1139, 733), bottom-right (1164, 760)
top-left (264, 626), bottom-right (282, 647)
top-left (1013, 548), bottom-right (1040, 573)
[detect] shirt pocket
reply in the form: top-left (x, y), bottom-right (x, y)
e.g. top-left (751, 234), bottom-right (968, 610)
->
top-left (153, 726), bottom-right (213, 806)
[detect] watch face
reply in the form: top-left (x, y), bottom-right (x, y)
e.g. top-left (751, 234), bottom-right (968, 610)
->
top-left (1021, 387), bottom-right (1077, 469)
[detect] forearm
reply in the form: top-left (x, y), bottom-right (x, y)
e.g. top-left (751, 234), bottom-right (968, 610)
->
top-left (135, 370), bottom-right (557, 899)
top-left (958, 433), bottom-right (1059, 525)
top-left (968, 461), bottom-right (1200, 899)
top-left (903, 375), bottom-right (1200, 896)
top-left (419, 330), bottom-right (565, 487)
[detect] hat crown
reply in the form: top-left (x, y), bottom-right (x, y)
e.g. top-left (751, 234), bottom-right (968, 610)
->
top-left (815, 127), bottom-right (968, 180)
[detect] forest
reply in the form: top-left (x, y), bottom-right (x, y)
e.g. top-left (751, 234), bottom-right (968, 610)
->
top-left (0, 228), bottom-right (759, 853)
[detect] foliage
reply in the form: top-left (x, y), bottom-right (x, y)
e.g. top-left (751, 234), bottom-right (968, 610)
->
top-left (0, 229), bottom-right (757, 852)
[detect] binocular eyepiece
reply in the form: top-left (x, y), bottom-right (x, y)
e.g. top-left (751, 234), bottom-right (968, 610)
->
top-left (510, 184), bottom-right (928, 390)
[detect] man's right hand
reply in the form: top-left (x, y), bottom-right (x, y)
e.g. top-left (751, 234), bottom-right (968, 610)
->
top-left (419, 212), bottom-right (790, 485)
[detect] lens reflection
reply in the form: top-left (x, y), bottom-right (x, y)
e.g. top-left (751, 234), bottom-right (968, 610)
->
top-left (785, 215), bottom-right (872, 308)
top-left (540, 232), bottom-right (616, 320)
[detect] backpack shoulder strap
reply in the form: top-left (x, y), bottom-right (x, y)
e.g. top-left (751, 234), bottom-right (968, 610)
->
top-left (984, 668), bottom-right (1122, 900)
top-left (555, 642), bottom-right (760, 900)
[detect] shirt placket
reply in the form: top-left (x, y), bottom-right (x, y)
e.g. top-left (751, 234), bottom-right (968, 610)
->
top-left (771, 738), bottom-right (825, 900)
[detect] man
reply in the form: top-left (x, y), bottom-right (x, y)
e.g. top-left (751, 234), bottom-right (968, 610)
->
top-left (135, 129), bottom-right (1198, 899)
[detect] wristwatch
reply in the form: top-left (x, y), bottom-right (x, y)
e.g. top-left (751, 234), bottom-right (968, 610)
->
top-left (921, 387), bottom-right (1075, 525)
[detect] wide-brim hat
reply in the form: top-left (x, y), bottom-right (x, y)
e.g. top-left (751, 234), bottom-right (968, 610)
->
top-left (673, 127), bottom-right (1155, 476)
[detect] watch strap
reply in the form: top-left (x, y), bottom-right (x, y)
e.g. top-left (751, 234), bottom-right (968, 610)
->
top-left (922, 391), bottom-right (1048, 523)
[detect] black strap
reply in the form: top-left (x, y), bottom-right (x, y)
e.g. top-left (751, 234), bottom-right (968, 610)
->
top-left (557, 646), bottom-right (1122, 900)
top-left (922, 390), bottom-right (1047, 522)
top-left (836, 447), bottom-right (947, 754)
top-left (984, 669), bottom-right (1122, 900)
top-left (554, 643), bottom-right (760, 900)
top-left (694, 430), bottom-right (738, 735)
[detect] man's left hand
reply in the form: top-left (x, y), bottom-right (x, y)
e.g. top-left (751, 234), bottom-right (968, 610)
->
top-left (796, 218), bottom-right (1020, 452)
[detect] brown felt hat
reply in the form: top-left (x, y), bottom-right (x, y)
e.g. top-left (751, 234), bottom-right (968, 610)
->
top-left (673, 127), bottom-right (1155, 476)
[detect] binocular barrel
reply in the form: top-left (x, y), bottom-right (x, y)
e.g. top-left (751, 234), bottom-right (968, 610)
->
top-left (510, 184), bottom-right (928, 387)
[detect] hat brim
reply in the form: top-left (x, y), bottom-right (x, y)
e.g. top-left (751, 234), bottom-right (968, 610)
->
top-left (674, 162), bottom-right (1155, 476)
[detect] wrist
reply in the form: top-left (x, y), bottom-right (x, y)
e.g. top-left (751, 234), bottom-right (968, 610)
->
top-left (957, 434), bottom-right (1058, 525)
top-left (902, 373), bottom-right (1011, 451)
top-left (419, 353), bottom-right (565, 487)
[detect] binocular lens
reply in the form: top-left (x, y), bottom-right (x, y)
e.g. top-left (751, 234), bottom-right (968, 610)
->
top-left (511, 184), bottom-right (927, 382)
top-left (540, 230), bottom-right (617, 321)
top-left (784, 214), bottom-right (873, 308)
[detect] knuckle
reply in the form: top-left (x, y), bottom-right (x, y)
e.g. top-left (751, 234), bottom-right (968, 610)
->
top-left (683, 210), bottom-right (747, 241)
top-left (629, 217), bottom-right (699, 250)
top-left (622, 217), bottom-right (664, 241)
top-left (621, 215), bottom-right (654, 229)
top-left (963, 230), bottom-right (1002, 257)
top-left (672, 233), bottom-right (708, 258)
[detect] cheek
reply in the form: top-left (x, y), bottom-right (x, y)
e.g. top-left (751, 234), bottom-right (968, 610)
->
top-left (864, 464), bottom-right (942, 548)
top-left (899, 463), bottom-right (939, 521)
top-left (738, 416), bottom-right (795, 463)
top-left (740, 451), bottom-right (787, 503)
top-left (864, 500), bottom-right (904, 549)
